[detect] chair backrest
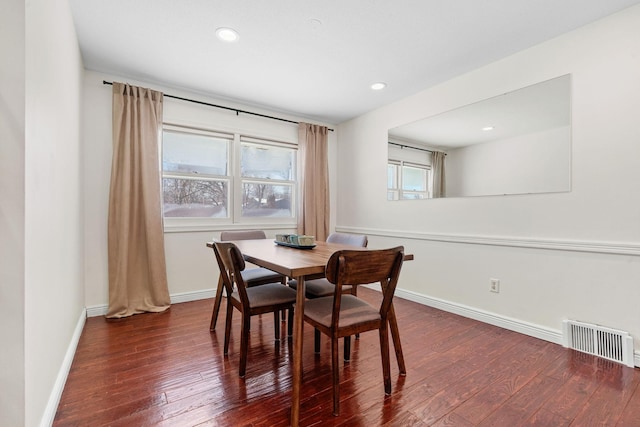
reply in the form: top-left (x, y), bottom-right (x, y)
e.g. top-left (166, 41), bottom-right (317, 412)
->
top-left (220, 230), bottom-right (267, 241)
top-left (212, 241), bottom-right (251, 309)
top-left (325, 246), bottom-right (404, 321)
top-left (326, 232), bottom-right (368, 248)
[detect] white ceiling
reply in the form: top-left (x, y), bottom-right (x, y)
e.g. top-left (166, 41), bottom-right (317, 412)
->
top-left (69, 0), bottom-right (640, 124)
top-left (389, 74), bottom-right (571, 150)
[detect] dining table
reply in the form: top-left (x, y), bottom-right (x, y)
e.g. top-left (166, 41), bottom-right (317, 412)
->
top-left (206, 238), bottom-right (412, 426)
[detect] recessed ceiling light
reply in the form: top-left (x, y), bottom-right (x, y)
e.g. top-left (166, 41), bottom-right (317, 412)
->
top-left (371, 82), bottom-right (387, 91)
top-left (482, 126), bottom-right (495, 131)
top-left (216, 27), bottom-right (239, 42)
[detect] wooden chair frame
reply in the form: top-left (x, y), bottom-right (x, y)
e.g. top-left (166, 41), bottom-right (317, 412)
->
top-left (209, 230), bottom-right (287, 331)
top-left (303, 246), bottom-right (404, 415)
top-left (212, 241), bottom-right (296, 378)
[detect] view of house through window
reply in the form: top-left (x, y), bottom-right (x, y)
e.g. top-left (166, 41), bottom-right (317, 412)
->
top-left (162, 126), bottom-right (297, 222)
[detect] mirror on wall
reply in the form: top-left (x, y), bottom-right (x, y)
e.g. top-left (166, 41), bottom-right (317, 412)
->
top-left (387, 74), bottom-right (571, 199)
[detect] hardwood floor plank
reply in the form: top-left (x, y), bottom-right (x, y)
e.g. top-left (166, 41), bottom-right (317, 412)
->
top-left (477, 374), bottom-right (562, 426)
top-left (53, 288), bottom-right (639, 426)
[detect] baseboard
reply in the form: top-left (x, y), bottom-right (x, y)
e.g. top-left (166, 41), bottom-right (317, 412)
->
top-left (86, 288), bottom-right (216, 318)
top-left (394, 286), bottom-right (563, 343)
top-left (170, 288), bottom-right (215, 304)
top-left (372, 285), bottom-right (638, 367)
top-left (40, 308), bottom-right (86, 427)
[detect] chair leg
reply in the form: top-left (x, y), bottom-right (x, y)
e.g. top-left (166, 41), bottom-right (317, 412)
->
top-left (352, 286), bottom-right (360, 340)
top-left (331, 335), bottom-right (340, 416)
top-left (379, 322), bottom-right (392, 395)
top-left (314, 329), bottom-right (321, 353)
top-left (239, 313), bottom-right (250, 378)
top-left (281, 277), bottom-right (288, 321)
top-left (210, 275), bottom-right (225, 331)
top-left (287, 308), bottom-right (294, 337)
top-left (343, 336), bottom-right (351, 362)
top-left (274, 311), bottom-right (280, 341)
top-left (223, 300), bottom-right (233, 355)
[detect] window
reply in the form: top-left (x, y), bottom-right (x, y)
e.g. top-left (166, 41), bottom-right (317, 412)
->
top-left (161, 125), bottom-right (297, 226)
top-left (387, 160), bottom-right (431, 200)
top-left (239, 138), bottom-right (296, 218)
top-left (162, 128), bottom-right (230, 218)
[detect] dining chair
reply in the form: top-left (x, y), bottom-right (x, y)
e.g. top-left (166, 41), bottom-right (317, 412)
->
top-left (288, 232), bottom-right (368, 298)
top-left (213, 240), bottom-right (297, 378)
top-left (303, 246), bottom-right (404, 416)
top-left (209, 230), bottom-right (287, 331)
top-left (288, 232), bottom-right (368, 355)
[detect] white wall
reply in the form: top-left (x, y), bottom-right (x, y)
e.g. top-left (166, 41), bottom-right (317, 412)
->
top-left (0, 1), bottom-right (26, 425)
top-left (337, 6), bottom-right (640, 359)
top-left (82, 71), bottom-right (338, 310)
top-left (1, 0), bottom-right (88, 426)
top-left (446, 126), bottom-right (571, 197)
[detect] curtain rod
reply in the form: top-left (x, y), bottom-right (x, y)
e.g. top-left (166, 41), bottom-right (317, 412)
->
top-left (388, 141), bottom-right (444, 154)
top-left (102, 80), bottom-right (334, 132)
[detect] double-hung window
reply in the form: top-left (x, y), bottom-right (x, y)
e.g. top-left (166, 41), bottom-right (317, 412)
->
top-left (239, 137), bottom-right (296, 218)
top-left (387, 160), bottom-right (431, 200)
top-left (161, 125), bottom-right (297, 228)
top-left (162, 126), bottom-right (231, 218)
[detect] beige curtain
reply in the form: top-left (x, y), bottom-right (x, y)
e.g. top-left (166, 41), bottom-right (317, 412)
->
top-left (107, 83), bottom-right (170, 318)
top-left (297, 123), bottom-right (330, 241)
top-left (432, 151), bottom-right (446, 198)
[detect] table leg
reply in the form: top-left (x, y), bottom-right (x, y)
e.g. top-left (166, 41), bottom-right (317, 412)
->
top-left (388, 302), bottom-right (406, 375)
top-left (291, 276), bottom-right (305, 426)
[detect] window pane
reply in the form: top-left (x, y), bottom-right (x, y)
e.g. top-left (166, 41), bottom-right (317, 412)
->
top-left (163, 177), bottom-right (228, 217)
top-left (402, 192), bottom-right (427, 200)
top-left (241, 143), bottom-right (294, 180)
top-left (402, 165), bottom-right (427, 191)
top-left (163, 131), bottom-right (228, 175)
top-left (387, 164), bottom-right (398, 189)
top-left (242, 183), bottom-right (292, 217)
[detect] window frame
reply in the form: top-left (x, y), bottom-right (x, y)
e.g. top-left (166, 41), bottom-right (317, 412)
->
top-left (161, 124), bottom-right (298, 231)
top-left (233, 136), bottom-right (298, 224)
top-left (387, 159), bottom-right (432, 200)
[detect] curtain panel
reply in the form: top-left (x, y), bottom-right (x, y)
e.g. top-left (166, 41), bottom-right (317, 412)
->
top-left (297, 123), bottom-right (330, 241)
top-left (107, 83), bottom-right (170, 318)
top-left (432, 151), bottom-right (446, 198)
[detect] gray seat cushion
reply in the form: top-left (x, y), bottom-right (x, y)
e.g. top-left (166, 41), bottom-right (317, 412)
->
top-left (288, 278), bottom-right (353, 297)
top-left (241, 267), bottom-right (283, 285)
top-left (304, 295), bottom-right (380, 329)
top-left (231, 283), bottom-right (297, 308)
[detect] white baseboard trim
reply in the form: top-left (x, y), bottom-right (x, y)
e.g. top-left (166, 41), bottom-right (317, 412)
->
top-left (40, 308), bottom-right (86, 427)
top-left (170, 289), bottom-right (215, 304)
top-left (392, 286), bottom-right (563, 344)
top-left (374, 285), bottom-right (639, 367)
top-left (86, 288), bottom-right (216, 318)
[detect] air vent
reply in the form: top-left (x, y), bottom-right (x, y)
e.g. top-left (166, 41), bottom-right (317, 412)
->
top-left (562, 320), bottom-right (634, 367)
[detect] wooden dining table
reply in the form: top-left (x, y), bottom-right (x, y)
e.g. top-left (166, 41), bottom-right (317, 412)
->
top-left (206, 239), bottom-right (411, 426)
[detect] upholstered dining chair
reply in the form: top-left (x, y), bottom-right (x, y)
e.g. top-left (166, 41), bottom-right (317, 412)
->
top-left (303, 246), bottom-right (404, 416)
top-left (288, 232), bottom-right (368, 299)
top-left (288, 232), bottom-right (368, 355)
top-left (209, 230), bottom-right (287, 330)
top-left (212, 240), bottom-right (297, 378)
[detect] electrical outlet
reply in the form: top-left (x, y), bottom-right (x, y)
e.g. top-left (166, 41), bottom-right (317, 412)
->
top-left (490, 278), bottom-right (500, 293)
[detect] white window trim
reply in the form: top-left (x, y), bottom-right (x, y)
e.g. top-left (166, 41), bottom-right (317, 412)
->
top-left (162, 124), bottom-right (298, 232)
top-left (388, 159), bottom-right (432, 200)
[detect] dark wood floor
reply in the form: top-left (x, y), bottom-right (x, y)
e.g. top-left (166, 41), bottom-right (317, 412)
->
top-left (54, 288), bottom-right (640, 426)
